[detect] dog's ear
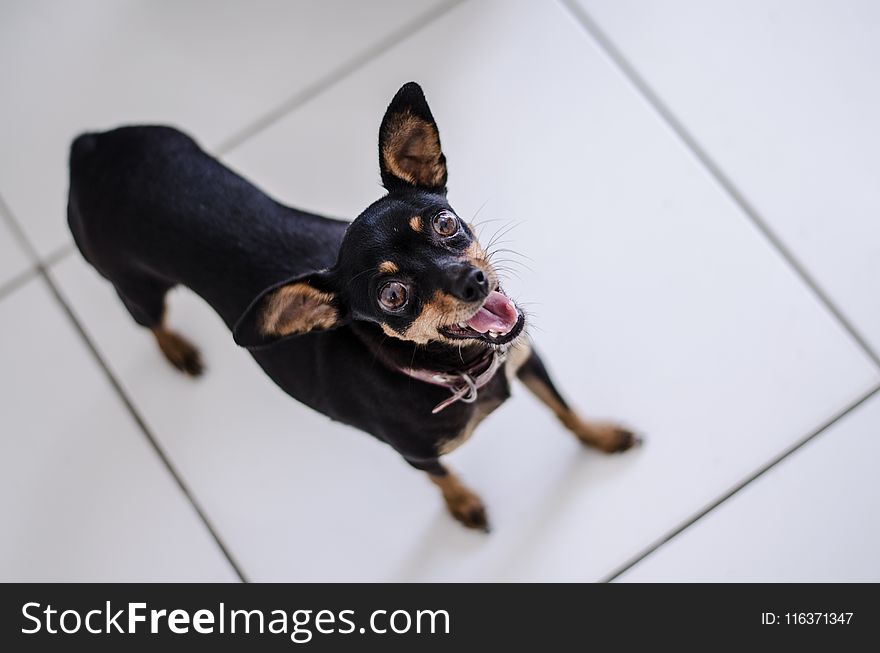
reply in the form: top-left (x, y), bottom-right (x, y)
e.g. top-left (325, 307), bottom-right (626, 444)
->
top-left (233, 269), bottom-right (347, 349)
top-left (379, 82), bottom-right (447, 193)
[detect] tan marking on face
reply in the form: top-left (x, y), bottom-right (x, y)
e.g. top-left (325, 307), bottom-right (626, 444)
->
top-left (382, 111), bottom-right (445, 188)
top-left (377, 247), bottom-right (510, 344)
top-left (378, 260), bottom-right (398, 275)
top-left (396, 290), bottom-right (461, 344)
top-left (465, 239), bottom-right (488, 263)
top-left (409, 215), bottom-right (423, 232)
top-left (463, 239), bottom-right (496, 285)
top-left (380, 289), bottom-right (481, 345)
top-left (381, 319), bottom-right (471, 347)
top-left (260, 282), bottom-right (337, 336)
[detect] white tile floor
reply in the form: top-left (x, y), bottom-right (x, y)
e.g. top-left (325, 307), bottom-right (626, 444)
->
top-left (1, 0), bottom-right (878, 582)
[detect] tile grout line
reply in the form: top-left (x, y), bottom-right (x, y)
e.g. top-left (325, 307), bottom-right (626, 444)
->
top-left (1, 190), bottom-right (248, 582)
top-left (0, 193), bottom-right (41, 261)
top-left (214, 0), bottom-right (468, 155)
top-left (559, 0), bottom-right (880, 372)
top-left (41, 268), bottom-right (251, 584)
top-left (0, 243), bottom-right (78, 304)
top-left (0, 191), bottom-right (44, 300)
top-left (0, 266), bottom-right (40, 303)
top-left (43, 241), bottom-right (76, 267)
top-left (600, 383), bottom-right (880, 582)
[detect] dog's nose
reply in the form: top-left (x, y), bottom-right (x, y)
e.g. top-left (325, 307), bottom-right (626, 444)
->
top-left (450, 266), bottom-right (489, 302)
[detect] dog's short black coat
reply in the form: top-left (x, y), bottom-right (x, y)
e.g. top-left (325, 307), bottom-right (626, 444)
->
top-left (68, 82), bottom-right (637, 530)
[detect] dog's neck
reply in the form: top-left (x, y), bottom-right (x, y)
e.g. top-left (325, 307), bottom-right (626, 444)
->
top-left (349, 321), bottom-right (493, 375)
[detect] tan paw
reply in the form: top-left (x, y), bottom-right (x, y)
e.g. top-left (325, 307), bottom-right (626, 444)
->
top-left (153, 328), bottom-right (204, 377)
top-left (572, 421), bottom-right (642, 453)
top-left (447, 491), bottom-right (490, 532)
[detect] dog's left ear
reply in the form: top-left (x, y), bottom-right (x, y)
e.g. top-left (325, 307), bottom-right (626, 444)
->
top-left (233, 269), bottom-right (347, 349)
top-left (379, 82), bottom-right (447, 194)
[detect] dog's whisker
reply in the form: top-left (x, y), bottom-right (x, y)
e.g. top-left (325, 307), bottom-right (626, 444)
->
top-left (471, 217), bottom-right (509, 242)
top-left (471, 217), bottom-right (507, 228)
top-left (491, 268), bottom-right (523, 282)
top-left (470, 199), bottom-right (492, 223)
top-left (483, 222), bottom-right (514, 251)
top-left (487, 255), bottom-right (530, 267)
top-left (349, 266), bottom-right (378, 283)
top-left (485, 240), bottom-right (520, 252)
top-left (485, 220), bottom-right (525, 251)
top-left (486, 247), bottom-right (532, 261)
top-left (487, 246), bottom-right (534, 262)
top-left (489, 260), bottom-right (532, 276)
top-left (488, 257), bottom-right (533, 273)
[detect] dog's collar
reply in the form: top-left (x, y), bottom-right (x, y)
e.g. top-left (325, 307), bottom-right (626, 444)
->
top-left (398, 348), bottom-right (507, 414)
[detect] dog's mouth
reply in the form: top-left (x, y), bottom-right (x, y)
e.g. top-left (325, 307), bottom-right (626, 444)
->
top-left (440, 288), bottom-right (524, 346)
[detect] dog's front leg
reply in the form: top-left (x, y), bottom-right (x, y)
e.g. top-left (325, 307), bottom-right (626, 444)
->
top-left (417, 459), bottom-right (489, 532)
top-left (516, 350), bottom-right (640, 453)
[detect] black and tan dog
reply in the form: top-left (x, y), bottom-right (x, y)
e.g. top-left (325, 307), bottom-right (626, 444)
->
top-left (68, 82), bottom-right (638, 531)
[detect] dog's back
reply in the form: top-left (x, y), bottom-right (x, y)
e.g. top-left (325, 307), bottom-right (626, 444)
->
top-left (68, 125), bottom-right (347, 329)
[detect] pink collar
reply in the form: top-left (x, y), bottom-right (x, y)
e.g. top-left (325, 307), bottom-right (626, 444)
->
top-left (398, 349), bottom-right (507, 414)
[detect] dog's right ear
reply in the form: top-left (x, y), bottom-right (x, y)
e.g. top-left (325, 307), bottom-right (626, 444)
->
top-left (233, 269), bottom-right (347, 349)
top-left (379, 82), bottom-right (448, 194)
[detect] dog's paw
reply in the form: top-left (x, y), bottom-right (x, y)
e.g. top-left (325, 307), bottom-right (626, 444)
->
top-left (154, 329), bottom-right (204, 377)
top-left (574, 421), bottom-right (642, 453)
top-left (448, 492), bottom-right (490, 533)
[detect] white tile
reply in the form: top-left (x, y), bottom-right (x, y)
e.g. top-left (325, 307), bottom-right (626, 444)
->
top-left (0, 0), bottom-right (448, 258)
top-left (0, 279), bottom-right (238, 581)
top-left (0, 217), bottom-right (32, 289)
top-left (52, 0), bottom-right (879, 581)
top-left (618, 391), bottom-right (880, 582)
top-left (576, 0), bottom-right (880, 355)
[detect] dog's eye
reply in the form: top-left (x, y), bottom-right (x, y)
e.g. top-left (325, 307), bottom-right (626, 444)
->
top-left (432, 210), bottom-right (459, 237)
top-left (378, 281), bottom-right (408, 312)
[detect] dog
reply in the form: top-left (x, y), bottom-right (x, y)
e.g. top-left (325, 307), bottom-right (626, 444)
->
top-left (67, 82), bottom-right (639, 531)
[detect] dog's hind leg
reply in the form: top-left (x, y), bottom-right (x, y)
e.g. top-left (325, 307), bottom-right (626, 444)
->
top-left (516, 349), bottom-right (639, 453)
top-left (114, 276), bottom-right (204, 377)
top-left (151, 321), bottom-right (204, 377)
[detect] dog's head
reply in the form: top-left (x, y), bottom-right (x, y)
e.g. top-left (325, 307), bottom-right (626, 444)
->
top-left (235, 82), bottom-right (525, 350)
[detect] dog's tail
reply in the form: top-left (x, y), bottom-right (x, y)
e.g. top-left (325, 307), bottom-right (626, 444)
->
top-left (67, 132), bottom-right (101, 266)
top-left (69, 132), bottom-right (99, 171)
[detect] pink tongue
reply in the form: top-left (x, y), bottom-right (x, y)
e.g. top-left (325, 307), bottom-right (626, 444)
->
top-left (466, 291), bottom-right (519, 334)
